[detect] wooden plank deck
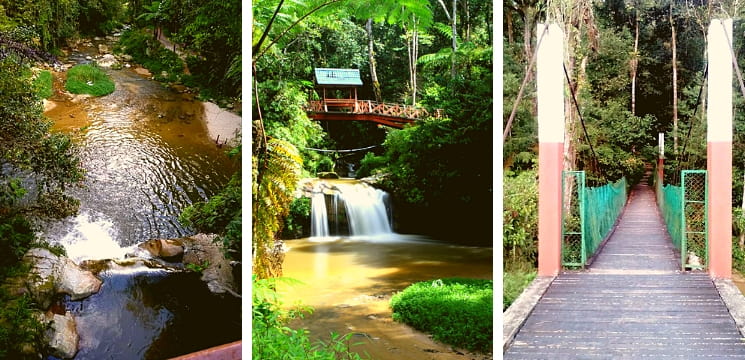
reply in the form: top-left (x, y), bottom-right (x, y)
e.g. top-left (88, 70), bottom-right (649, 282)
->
top-left (504, 182), bottom-right (745, 359)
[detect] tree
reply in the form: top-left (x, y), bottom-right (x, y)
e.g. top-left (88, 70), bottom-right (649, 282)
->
top-left (137, 0), bottom-right (165, 39)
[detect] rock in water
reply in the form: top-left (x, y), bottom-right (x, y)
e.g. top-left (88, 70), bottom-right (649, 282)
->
top-left (57, 257), bottom-right (103, 300)
top-left (138, 239), bottom-right (184, 262)
top-left (96, 54), bottom-right (118, 68)
top-left (44, 312), bottom-right (79, 359)
top-left (181, 234), bottom-right (238, 296)
top-left (23, 248), bottom-right (102, 308)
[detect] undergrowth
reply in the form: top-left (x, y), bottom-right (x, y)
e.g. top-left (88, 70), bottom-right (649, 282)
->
top-left (390, 277), bottom-right (493, 352)
top-left (65, 64), bottom-right (114, 96)
top-left (503, 264), bottom-right (536, 311)
top-left (32, 70), bottom-right (53, 99)
top-left (253, 276), bottom-right (369, 360)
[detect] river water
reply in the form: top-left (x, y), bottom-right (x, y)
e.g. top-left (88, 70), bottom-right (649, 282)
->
top-left (280, 235), bottom-right (493, 359)
top-left (41, 41), bottom-right (241, 359)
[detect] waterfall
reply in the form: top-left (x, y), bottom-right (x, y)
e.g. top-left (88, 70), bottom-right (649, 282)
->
top-left (310, 192), bottom-right (330, 237)
top-left (309, 181), bottom-right (393, 238)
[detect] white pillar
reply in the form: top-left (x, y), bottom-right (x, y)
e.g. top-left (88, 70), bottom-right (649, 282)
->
top-left (707, 18), bottom-right (733, 279)
top-left (537, 23), bottom-right (565, 276)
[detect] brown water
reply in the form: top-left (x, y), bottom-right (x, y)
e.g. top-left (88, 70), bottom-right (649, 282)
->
top-left (40, 40), bottom-right (241, 359)
top-left (280, 236), bottom-right (493, 359)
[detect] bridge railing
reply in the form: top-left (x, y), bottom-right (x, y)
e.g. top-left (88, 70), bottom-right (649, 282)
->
top-left (307, 100), bottom-right (438, 119)
top-left (659, 170), bottom-right (708, 270)
top-left (561, 171), bottom-right (627, 267)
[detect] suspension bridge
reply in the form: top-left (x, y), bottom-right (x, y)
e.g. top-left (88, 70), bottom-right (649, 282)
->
top-left (503, 19), bottom-right (745, 358)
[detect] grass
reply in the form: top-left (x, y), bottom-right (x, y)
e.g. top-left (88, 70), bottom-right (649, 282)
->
top-left (253, 276), bottom-right (369, 360)
top-left (390, 277), bottom-right (492, 352)
top-left (503, 264), bottom-right (537, 311)
top-left (65, 64), bottom-right (115, 96)
top-left (33, 70), bottom-right (53, 99)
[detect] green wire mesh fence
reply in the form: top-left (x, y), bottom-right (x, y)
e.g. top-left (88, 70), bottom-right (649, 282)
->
top-left (659, 170), bottom-right (707, 270)
top-left (562, 171), bottom-right (585, 267)
top-left (562, 171), bottom-right (627, 268)
top-left (682, 170), bottom-right (707, 270)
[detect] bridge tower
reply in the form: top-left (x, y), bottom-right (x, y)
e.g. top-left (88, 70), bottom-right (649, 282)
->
top-left (536, 23), bottom-right (565, 277)
top-left (707, 19), bottom-right (733, 279)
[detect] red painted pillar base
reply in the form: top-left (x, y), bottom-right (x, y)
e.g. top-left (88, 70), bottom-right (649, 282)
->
top-left (538, 142), bottom-right (564, 277)
top-left (708, 141), bottom-right (732, 279)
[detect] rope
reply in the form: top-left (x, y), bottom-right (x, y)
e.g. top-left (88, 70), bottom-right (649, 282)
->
top-left (302, 144), bottom-right (379, 153)
top-left (563, 64), bottom-right (605, 182)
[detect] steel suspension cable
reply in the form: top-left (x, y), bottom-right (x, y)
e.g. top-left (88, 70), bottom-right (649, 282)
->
top-left (563, 64), bottom-right (605, 182)
top-left (675, 64), bottom-right (708, 182)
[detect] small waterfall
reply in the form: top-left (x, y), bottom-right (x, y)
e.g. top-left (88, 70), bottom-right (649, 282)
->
top-left (310, 192), bottom-right (330, 237)
top-left (309, 181), bottom-right (393, 238)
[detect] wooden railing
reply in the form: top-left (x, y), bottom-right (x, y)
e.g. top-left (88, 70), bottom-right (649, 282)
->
top-left (308, 100), bottom-right (438, 119)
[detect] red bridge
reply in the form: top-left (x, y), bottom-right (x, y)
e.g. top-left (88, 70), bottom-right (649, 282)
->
top-left (307, 99), bottom-right (438, 129)
top-left (306, 68), bottom-right (439, 129)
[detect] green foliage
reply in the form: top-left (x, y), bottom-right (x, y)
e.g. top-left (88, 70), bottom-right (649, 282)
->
top-left (282, 197), bottom-right (311, 239)
top-left (175, 0), bottom-right (241, 98)
top-left (356, 152), bottom-right (387, 179)
top-left (77, 0), bottom-right (125, 35)
top-left (253, 276), bottom-right (368, 360)
top-left (0, 215), bottom-right (34, 270)
top-left (180, 166), bottom-right (241, 260)
top-left (65, 64), bottom-right (115, 96)
top-left (253, 137), bottom-right (303, 279)
top-left (503, 170), bottom-right (538, 266)
top-left (502, 268), bottom-right (537, 311)
top-left (116, 29), bottom-right (184, 82)
top-left (390, 278), bottom-right (493, 352)
top-left (32, 70), bottom-right (53, 99)
top-left (185, 260), bottom-right (210, 274)
top-left (0, 56), bottom-right (82, 219)
top-left (0, 291), bottom-right (46, 359)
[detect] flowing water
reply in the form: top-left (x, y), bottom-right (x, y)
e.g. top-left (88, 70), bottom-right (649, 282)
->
top-left (288, 179), bottom-right (493, 359)
top-left (41, 40), bottom-right (241, 359)
top-left (309, 180), bottom-right (393, 238)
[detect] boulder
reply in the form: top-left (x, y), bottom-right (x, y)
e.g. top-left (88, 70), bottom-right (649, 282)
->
top-left (138, 239), bottom-right (184, 261)
top-left (121, 54), bottom-right (133, 62)
top-left (57, 257), bottom-right (103, 300)
top-left (181, 234), bottom-right (238, 296)
top-left (44, 312), bottom-right (79, 359)
top-left (23, 248), bottom-right (102, 308)
top-left (96, 54), bottom-right (118, 68)
top-left (134, 67), bottom-right (152, 77)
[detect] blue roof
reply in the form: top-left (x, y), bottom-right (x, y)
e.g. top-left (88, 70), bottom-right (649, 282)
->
top-left (314, 68), bottom-right (363, 86)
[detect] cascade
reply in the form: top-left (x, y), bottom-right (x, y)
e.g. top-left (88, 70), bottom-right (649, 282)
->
top-left (309, 181), bottom-right (393, 237)
top-left (310, 192), bottom-right (330, 237)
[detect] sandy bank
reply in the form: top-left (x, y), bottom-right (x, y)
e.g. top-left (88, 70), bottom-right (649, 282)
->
top-left (203, 101), bottom-right (241, 145)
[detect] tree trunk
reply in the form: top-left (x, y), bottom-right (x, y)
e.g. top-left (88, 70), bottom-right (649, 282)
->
top-left (631, 14), bottom-right (639, 115)
top-left (406, 19), bottom-right (419, 106)
top-left (671, 3), bottom-right (679, 156)
top-left (451, 0), bottom-right (457, 78)
top-left (506, 8), bottom-right (514, 44)
top-left (464, 0), bottom-right (471, 42)
top-left (366, 19), bottom-right (382, 103)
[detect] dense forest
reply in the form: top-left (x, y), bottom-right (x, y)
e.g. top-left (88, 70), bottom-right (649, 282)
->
top-left (503, 0), bottom-right (745, 307)
top-left (253, 0), bottom-right (493, 276)
top-left (0, 1), bottom-right (240, 357)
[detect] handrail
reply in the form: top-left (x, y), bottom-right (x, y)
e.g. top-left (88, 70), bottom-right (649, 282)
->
top-left (307, 100), bottom-right (439, 119)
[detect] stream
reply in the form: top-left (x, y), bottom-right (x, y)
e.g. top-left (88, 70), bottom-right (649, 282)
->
top-left (41, 39), bottom-right (241, 359)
